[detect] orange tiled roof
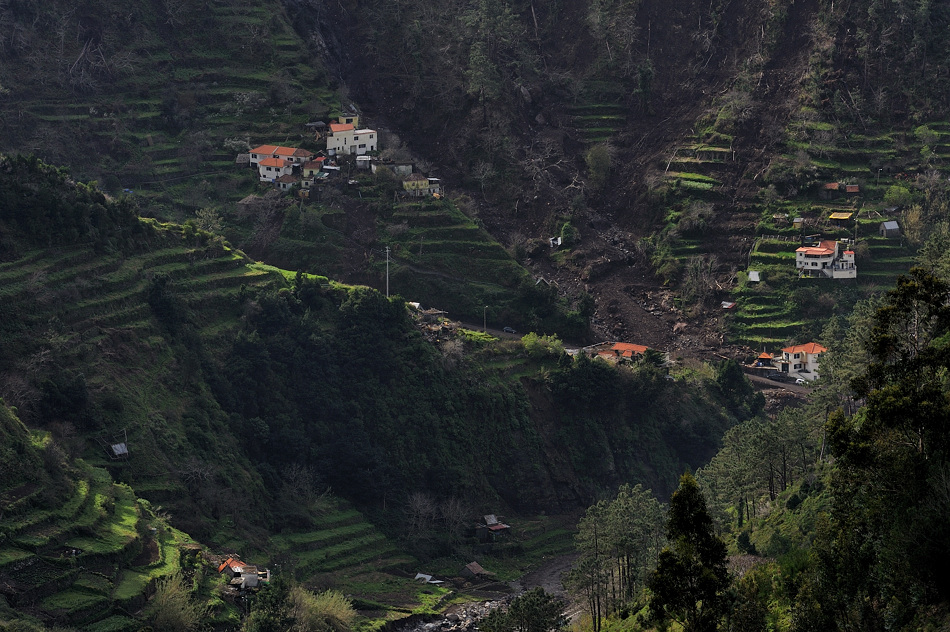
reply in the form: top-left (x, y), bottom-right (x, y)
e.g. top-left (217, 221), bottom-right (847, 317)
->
top-left (292, 148), bottom-right (313, 157)
top-left (758, 351), bottom-right (773, 359)
top-left (612, 342), bottom-right (649, 357)
top-left (797, 241), bottom-right (837, 256)
top-left (823, 182), bottom-right (840, 190)
top-left (796, 246), bottom-right (834, 255)
top-left (259, 157), bottom-right (287, 167)
top-left (250, 145), bottom-right (278, 155)
top-left (329, 123), bottom-right (354, 133)
top-left (782, 342), bottom-right (827, 355)
top-left (273, 146), bottom-right (297, 157)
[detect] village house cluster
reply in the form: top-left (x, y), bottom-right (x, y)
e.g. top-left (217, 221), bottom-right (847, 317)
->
top-left (239, 112), bottom-right (442, 199)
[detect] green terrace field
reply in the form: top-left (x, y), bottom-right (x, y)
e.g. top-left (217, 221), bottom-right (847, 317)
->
top-left (0, 228), bottom-right (278, 352)
top-left (568, 81), bottom-right (628, 143)
top-left (729, 228), bottom-right (917, 349)
top-left (378, 196), bottom-right (541, 323)
top-left (0, 457), bottom-right (191, 630)
top-left (722, 113), bottom-right (950, 348)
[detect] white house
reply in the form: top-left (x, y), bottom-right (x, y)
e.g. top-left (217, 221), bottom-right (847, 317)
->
top-left (257, 157), bottom-right (292, 181)
top-left (327, 123), bottom-right (354, 155)
top-left (351, 129), bottom-right (377, 155)
top-left (327, 123), bottom-right (378, 155)
top-left (249, 145), bottom-right (278, 166)
top-left (774, 342), bottom-right (827, 381)
top-left (795, 240), bottom-right (856, 279)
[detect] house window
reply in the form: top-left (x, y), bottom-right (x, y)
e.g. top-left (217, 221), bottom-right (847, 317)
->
top-left (359, 144), bottom-right (366, 148)
top-left (369, 134), bottom-right (374, 139)
top-left (794, 363), bottom-right (802, 370)
top-left (794, 353), bottom-right (800, 359)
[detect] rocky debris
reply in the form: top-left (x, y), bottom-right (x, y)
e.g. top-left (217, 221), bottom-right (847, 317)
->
top-left (387, 600), bottom-right (509, 632)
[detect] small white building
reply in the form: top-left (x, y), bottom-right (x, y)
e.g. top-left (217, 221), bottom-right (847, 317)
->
top-left (275, 174), bottom-right (300, 191)
top-left (795, 240), bottom-right (856, 279)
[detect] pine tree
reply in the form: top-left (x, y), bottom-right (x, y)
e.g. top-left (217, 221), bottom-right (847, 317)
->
top-left (647, 472), bottom-right (730, 632)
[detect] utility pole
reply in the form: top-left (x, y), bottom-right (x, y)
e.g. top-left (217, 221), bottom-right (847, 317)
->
top-left (385, 246), bottom-right (390, 298)
top-left (483, 306), bottom-right (487, 332)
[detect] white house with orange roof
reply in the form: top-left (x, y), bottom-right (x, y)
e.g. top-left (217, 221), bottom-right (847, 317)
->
top-left (257, 157), bottom-right (293, 181)
top-left (795, 239), bottom-right (856, 279)
top-left (327, 122), bottom-right (377, 155)
top-left (773, 342), bottom-right (827, 381)
top-left (249, 145), bottom-right (279, 166)
top-left (249, 145), bottom-right (312, 166)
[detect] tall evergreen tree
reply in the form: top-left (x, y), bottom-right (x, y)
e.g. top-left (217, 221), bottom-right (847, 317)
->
top-left (648, 472), bottom-right (730, 632)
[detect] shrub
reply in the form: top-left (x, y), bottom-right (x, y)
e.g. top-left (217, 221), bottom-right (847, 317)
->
top-left (145, 572), bottom-right (209, 632)
top-left (289, 588), bottom-right (356, 632)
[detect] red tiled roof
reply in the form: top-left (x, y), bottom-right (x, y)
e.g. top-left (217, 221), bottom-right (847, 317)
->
top-left (782, 342), bottom-right (827, 355)
top-left (329, 123), bottom-right (354, 133)
top-left (823, 182), bottom-right (840, 190)
top-left (845, 184), bottom-right (860, 193)
top-left (276, 174), bottom-right (299, 183)
top-left (250, 145), bottom-right (278, 155)
top-left (293, 148), bottom-right (313, 157)
top-left (219, 558), bottom-right (247, 573)
top-left (259, 157), bottom-right (287, 167)
top-left (843, 250), bottom-right (854, 255)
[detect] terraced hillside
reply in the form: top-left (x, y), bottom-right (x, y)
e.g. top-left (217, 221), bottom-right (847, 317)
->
top-left (0, 0), bottom-right (336, 210)
top-left (724, 116), bottom-right (946, 350)
top-left (0, 406), bottom-right (207, 631)
top-left (0, 227), bottom-right (274, 352)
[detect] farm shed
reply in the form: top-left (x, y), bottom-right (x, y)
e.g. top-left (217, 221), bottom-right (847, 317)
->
top-left (880, 221), bottom-right (900, 238)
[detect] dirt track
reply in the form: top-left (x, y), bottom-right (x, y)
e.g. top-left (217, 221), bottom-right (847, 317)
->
top-left (510, 553), bottom-right (579, 597)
